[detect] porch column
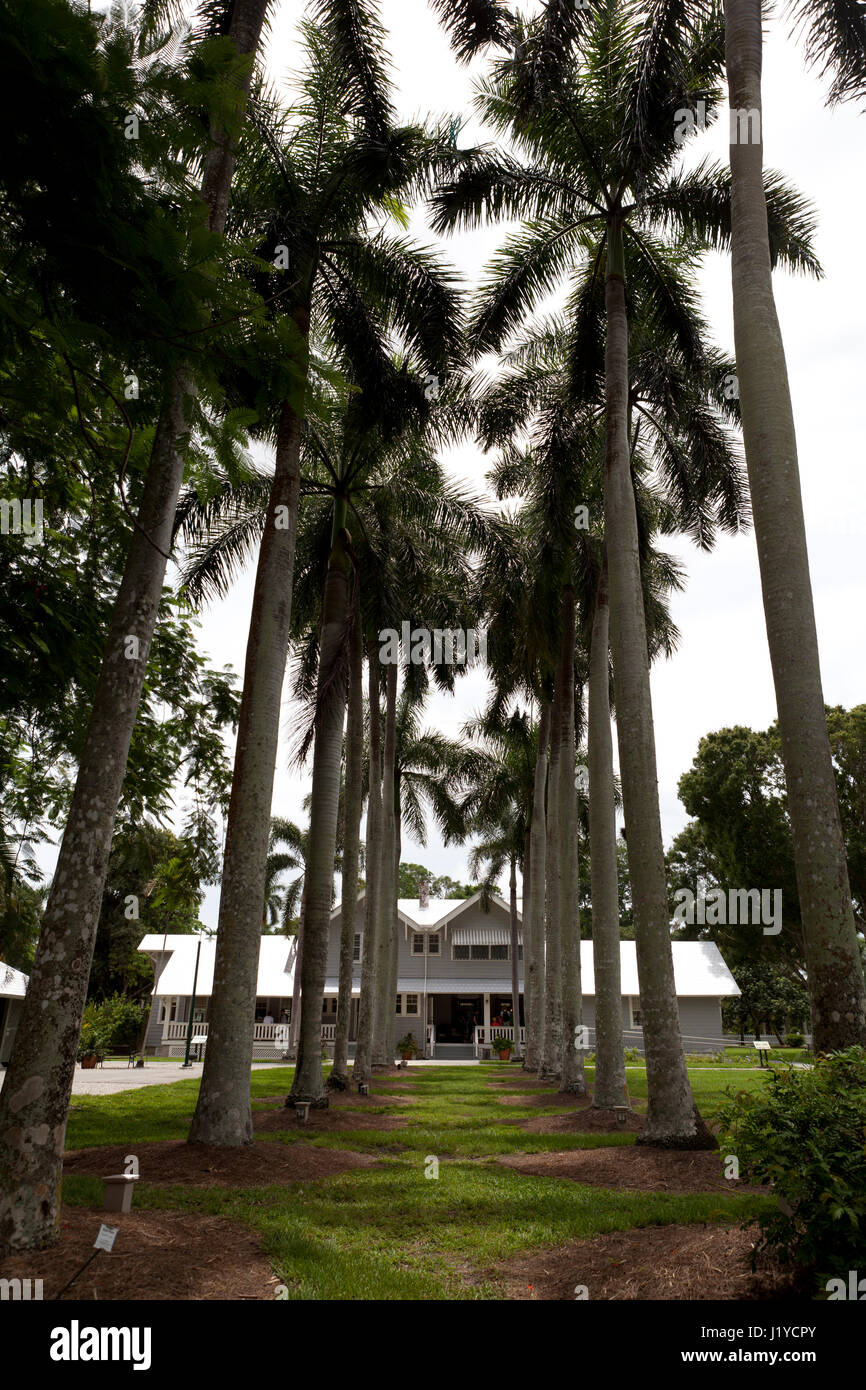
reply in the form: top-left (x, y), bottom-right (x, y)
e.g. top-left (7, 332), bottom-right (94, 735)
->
top-left (483, 992), bottom-right (491, 1040)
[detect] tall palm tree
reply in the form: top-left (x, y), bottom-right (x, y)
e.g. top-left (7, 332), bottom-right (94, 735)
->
top-left (183, 22), bottom-right (462, 1133)
top-left (432, 6), bottom-right (813, 1142)
top-left (0, 0), bottom-right (272, 1251)
top-left (716, 0), bottom-right (866, 1046)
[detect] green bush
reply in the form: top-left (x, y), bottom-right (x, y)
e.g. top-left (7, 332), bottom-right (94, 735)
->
top-left (785, 1032), bottom-right (805, 1049)
top-left (79, 995), bottom-right (146, 1059)
top-left (623, 1046), bottom-right (642, 1064)
top-left (718, 1047), bottom-right (866, 1286)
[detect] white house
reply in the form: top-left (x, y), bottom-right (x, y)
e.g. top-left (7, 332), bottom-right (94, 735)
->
top-left (138, 892), bottom-right (740, 1059)
top-left (0, 960), bottom-right (28, 1066)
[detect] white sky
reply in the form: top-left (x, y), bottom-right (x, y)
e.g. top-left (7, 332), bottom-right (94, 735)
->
top-left (178, 3), bottom-right (865, 923)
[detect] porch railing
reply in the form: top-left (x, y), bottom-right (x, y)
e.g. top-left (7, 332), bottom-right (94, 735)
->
top-left (473, 1025), bottom-right (525, 1058)
top-left (160, 1019), bottom-right (331, 1052)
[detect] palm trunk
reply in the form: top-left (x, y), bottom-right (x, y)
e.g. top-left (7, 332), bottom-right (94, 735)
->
top-left (538, 678), bottom-right (563, 1082)
top-left (288, 886), bottom-right (306, 1056)
top-left (604, 227), bottom-right (713, 1146)
top-left (524, 702), bottom-right (550, 1072)
top-left (0, 0), bottom-right (270, 1250)
top-left (288, 507), bottom-right (352, 1105)
top-left (725, 0), bottom-right (866, 1049)
top-left (386, 806), bottom-right (402, 1062)
top-left (520, 824), bottom-right (532, 1059)
top-left (352, 642), bottom-right (383, 1083)
top-left (588, 552), bottom-right (626, 1108)
top-left (509, 858), bottom-right (522, 1060)
top-left (190, 395), bottom-right (302, 1143)
top-left (372, 663), bottom-right (398, 1067)
top-left (558, 587), bottom-right (585, 1094)
top-left (329, 584), bottom-right (363, 1089)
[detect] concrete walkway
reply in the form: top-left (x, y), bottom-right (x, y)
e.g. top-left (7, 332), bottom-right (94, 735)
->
top-left (0, 1060), bottom-right (288, 1097)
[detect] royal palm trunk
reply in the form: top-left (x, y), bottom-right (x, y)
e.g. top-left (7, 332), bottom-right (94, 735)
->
top-left (558, 587), bottom-right (585, 1094)
top-left (725, 0), bottom-right (866, 1049)
top-left (190, 394), bottom-right (303, 1143)
top-left (0, 0), bottom-right (270, 1250)
top-left (509, 859), bottom-right (522, 1059)
top-left (538, 679), bottom-right (563, 1081)
top-left (352, 642), bottom-right (383, 1083)
top-left (524, 702), bottom-right (550, 1072)
top-left (604, 228), bottom-right (713, 1146)
top-left (288, 506), bottom-right (352, 1105)
top-left (329, 585), bottom-right (364, 1089)
top-left (372, 663), bottom-right (398, 1066)
top-left (587, 553), bottom-right (626, 1108)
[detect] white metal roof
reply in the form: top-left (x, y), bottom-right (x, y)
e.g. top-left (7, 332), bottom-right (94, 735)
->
top-left (0, 961), bottom-right (28, 998)
top-left (140, 933), bottom-right (738, 998)
top-left (138, 934), bottom-right (296, 998)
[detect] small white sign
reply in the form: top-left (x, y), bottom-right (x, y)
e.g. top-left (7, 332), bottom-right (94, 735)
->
top-left (93, 1224), bottom-right (119, 1253)
top-left (753, 1041), bottom-right (771, 1051)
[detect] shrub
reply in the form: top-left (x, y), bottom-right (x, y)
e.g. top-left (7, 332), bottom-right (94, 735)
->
top-left (396, 1032), bottom-right (420, 1058)
top-left (623, 1046), bottom-right (642, 1064)
top-left (785, 1032), bottom-right (805, 1049)
top-left (490, 1034), bottom-right (514, 1055)
top-left (79, 995), bottom-right (146, 1059)
top-left (718, 1046), bottom-right (866, 1286)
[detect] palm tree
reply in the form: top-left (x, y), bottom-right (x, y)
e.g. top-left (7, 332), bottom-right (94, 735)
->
top-left (183, 22), bottom-right (463, 1132)
top-left (0, 0), bottom-right (272, 1251)
top-left (431, 6), bottom-right (813, 1142)
top-left (263, 817), bottom-right (307, 931)
top-left (717, 0), bottom-right (866, 1047)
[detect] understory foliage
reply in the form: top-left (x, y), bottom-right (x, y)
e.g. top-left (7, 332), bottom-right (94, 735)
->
top-left (719, 1048), bottom-right (866, 1287)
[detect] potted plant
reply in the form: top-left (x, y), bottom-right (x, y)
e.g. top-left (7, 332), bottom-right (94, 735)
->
top-left (77, 1020), bottom-right (107, 1069)
top-left (396, 1032), bottom-right (421, 1064)
top-left (490, 1034), bottom-right (513, 1062)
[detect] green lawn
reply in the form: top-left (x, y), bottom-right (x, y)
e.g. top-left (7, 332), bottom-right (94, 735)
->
top-left (61, 1062), bottom-right (775, 1300)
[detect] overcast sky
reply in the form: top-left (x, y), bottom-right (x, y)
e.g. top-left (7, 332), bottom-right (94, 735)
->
top-left (180, 2), bottom-right (866, 925)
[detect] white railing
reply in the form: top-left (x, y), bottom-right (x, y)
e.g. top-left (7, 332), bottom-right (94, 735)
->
top-left (163, 1020), bottom-right (209, 1041)
top-left (321, 1024), bottom-right (336, 1041)
top-left (473, 1025), bottom-right (525, 1057)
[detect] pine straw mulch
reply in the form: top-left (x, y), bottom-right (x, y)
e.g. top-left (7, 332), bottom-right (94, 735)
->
top-left (62, 1139), bottom-right (377, 1188)
top-left (474, 1222), bottom-right (799, 1301)
top-left (0, 1206), bottom-right (276, 1300)
top-left (497, 1145), bottom-right (767, 1195)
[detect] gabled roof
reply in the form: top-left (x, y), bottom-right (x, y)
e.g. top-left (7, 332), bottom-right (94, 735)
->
top-left (331, 890), bottom-right (520, 932)
top-left (0, 960), bottom-right (28, 998)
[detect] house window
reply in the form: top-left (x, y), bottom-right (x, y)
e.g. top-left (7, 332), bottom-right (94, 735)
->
top-left (453, 944), bottom-right (469, 960)
top-left (395, 995), bottom-right (402, 1015)
top-left (630, 997), bottom-right (643, 1028)
top-left (470, 944), bottom-right (489, 960)
top-left (491, 944), bottom-right (508, 961)
top-left (412, 933), bottom-right (425, 955)
top-left (353, 933), bottom-right (362, 962)
top-left (427, 933), bottom-right (440, 955)
top-left (405, 994), bottom-right (419, 1016)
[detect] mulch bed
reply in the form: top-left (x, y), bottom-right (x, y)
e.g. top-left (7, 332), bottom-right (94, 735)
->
top-left (253, 1105), bottom-right (407, 1134)
top-left (497, 1146), bottom-right (767, 1195)
top-left (0, 1207), bottom-right (276, 1300)
top-left (63, 1140), bottom-right (377, 1187)
top-left (485, 1222), bottom-right (798, 1300)
top-left (521, 1106), bottom-right (645, 1134)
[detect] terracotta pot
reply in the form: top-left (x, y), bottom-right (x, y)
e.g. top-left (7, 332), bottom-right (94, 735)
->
top-left (80, 1055), bottom-right (99, 1069)
top-left (497, 1049), bottom-right (511, 1062)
